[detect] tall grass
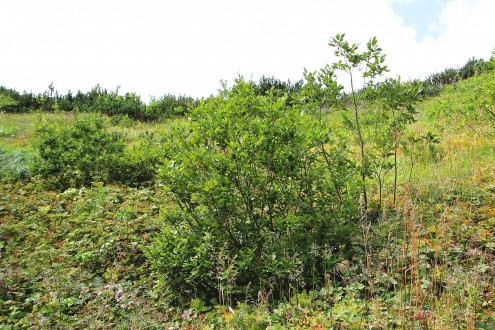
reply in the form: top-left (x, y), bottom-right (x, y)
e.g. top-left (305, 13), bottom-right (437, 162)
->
top-left (0, 146), bottom-right (37, 179)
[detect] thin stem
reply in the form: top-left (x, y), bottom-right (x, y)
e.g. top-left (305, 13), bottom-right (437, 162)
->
top-left (350, 71), bottom-right (368, 212)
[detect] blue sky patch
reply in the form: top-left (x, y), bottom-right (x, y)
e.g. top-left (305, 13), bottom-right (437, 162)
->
top-left (392, 0), bottom-right (447, 41)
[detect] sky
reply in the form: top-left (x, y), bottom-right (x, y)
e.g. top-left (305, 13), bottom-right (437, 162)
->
top-left (1, 0), bottom-right (494, 101)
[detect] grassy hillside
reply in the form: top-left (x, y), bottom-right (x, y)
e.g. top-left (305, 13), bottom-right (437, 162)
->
top-left (1, 71), bottom-right (495, 329)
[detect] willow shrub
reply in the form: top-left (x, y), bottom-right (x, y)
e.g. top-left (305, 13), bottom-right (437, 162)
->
top-left (147, 78), bottom-right (361, 304)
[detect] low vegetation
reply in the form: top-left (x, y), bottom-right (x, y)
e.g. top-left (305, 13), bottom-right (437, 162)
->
top-left (1, 35), bottom-right (495, 329)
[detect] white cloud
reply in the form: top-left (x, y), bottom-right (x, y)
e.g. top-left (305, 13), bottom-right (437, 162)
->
top-left (385, 0), bottom-right (495, 80)
top-left (1, 0), bottom-right (494, 99)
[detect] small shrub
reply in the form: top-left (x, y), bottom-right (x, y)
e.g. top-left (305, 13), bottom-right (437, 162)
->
top-left (35, 115), bottom-right (126, 189)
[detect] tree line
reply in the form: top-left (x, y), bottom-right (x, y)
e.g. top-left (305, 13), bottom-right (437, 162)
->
top-left (1, 54), bottom-right (493, 120)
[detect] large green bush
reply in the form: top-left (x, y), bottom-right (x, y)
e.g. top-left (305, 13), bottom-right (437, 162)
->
top-left (147, 78), bottom-right (361, 304)
top-left (35, 116), bottom-right (126, 189)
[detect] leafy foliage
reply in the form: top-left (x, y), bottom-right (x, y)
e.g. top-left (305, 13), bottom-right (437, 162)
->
top-left (109, 131), bottom-right (164, 186)
top-left (147, 94), bottom-right (199, 119)
top-left (0, 93), bottom-right (19, 112)
top-left (0, 86), bottom-right (39, 113)
top-left (299, 65), bottom-right (343, 117)
top-left (329, 33), bottom-right (388, 210)
top-left (0, 181), bottom-right (164, 328)
top-left (425, 70), bottom-right (495, 122)
top-left (35, 115), bottom-right (126, 189)
top-left (371, 77), bottom-right (420, 205)
top-left (254, 75), bottom-right (304, 104)
top-left (420, 56), bottom-right (494, 97)
top-left (148, 78), bottom-right (360, 303)
top-left (92, 88), bottom-right (148, 120)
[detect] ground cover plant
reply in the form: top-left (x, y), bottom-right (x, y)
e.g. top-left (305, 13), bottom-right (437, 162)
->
top-left (1, 36), bottom-right (495, 329)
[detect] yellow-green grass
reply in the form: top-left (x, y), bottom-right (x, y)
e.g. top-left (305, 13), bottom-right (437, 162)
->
top-left (0, 111), bottom-right (182, 150)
